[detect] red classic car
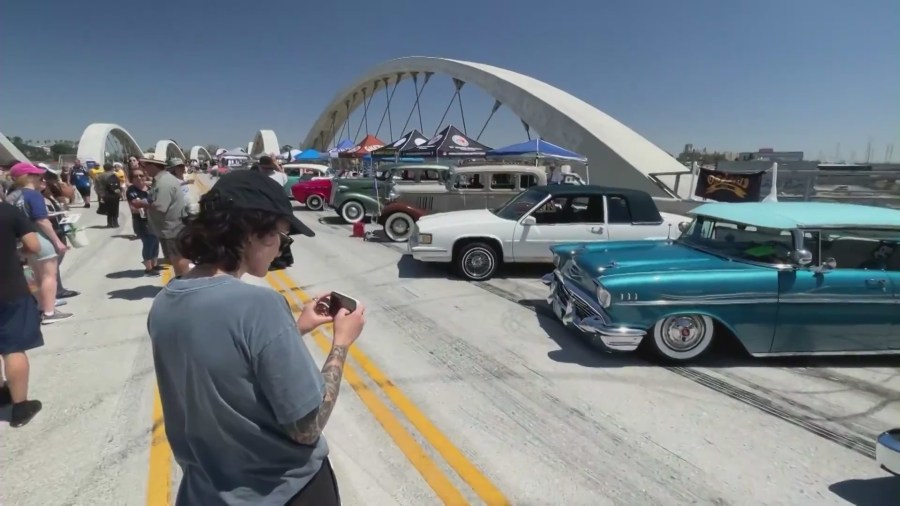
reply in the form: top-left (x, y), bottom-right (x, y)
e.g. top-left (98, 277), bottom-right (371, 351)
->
top-left (291, 178), bottom-right (333, 210)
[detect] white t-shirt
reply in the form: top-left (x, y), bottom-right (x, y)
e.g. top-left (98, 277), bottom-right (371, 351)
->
top-left (267, 171), bottom-right (289, 186)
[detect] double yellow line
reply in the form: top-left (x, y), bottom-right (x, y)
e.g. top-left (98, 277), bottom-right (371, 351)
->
top-left (146, 268), bottom-right (173, 505)
top-left (266, 270), bottom-right (509, 505)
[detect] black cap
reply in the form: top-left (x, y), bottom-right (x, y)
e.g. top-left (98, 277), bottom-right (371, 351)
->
top-left (199, 170), bottom-right (314, 237)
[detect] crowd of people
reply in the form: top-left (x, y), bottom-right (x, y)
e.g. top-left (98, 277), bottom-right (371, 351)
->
top-left (2, 153), bottom-right (369, 504)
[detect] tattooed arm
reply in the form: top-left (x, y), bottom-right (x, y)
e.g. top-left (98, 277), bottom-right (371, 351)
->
top-left (282, 345), bottom-right (349, 445)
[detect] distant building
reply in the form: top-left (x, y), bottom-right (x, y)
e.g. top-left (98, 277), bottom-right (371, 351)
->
top-left (737, 148), bottom-right (804, 162)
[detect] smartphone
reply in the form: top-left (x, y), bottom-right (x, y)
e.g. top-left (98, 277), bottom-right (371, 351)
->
top-left (327, 291), bottom-right (359, 317)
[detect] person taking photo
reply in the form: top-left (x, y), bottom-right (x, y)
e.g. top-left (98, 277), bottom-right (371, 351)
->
top-left (148, 170), bottom-right (364, 505)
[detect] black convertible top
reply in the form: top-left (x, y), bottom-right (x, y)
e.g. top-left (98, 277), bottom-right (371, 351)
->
top-left (531, 184), bottom-right (663, 223)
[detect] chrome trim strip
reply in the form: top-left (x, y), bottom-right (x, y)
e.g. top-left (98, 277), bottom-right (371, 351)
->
top-left (618, 296), bottom-right (897, 306)
top-left (751, 349), bottom-right (900, 357)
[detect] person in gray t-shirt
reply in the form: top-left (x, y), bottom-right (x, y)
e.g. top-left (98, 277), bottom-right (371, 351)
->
top-left (148, 170), bottom-right (366, 505)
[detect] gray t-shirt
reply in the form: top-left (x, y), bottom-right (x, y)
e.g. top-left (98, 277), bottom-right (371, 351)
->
top-left (148, 276), bottom-right (327, 505)
top-left (148, 171), bottom-right (187, 239)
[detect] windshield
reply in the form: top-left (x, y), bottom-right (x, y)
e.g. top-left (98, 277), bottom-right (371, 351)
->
top-left (677, 216), bottom-right (795, 264)
top-left (493, 188), bottom-right (548, 221)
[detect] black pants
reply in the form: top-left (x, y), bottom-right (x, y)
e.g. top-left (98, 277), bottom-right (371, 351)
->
top-left (286, 458), bottom-right (340, 506)
top-left (104, 197), bottom-right (121, 227)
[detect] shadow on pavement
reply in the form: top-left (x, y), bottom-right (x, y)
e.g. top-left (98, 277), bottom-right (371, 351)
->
top-left (520, 298), bottom-right (900, 369)
top-left (829, 475), bottom-right (899, 505)
top-left (110, 234), bottom-right (137, 240)
top-left (106, 269), bottom-right (147, 280)
top-left (395, 254), bottom-right (553, 281)
top-left (107, 285), bottom-right (161, 301)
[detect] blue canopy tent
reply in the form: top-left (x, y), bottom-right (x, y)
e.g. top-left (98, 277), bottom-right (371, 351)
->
top-left (293, 149), bottom-right (327, 161)
top-left (486, 138), bottom-right (587, 162)
top-left (328, 139), bottom-right (354, 158)
top-left (487, 138), bottom-right (590, 183)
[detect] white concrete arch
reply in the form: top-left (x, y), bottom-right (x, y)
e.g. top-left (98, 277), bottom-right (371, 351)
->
top-left (189, 146), bottom-right (212, 161)
top-left (155, 140), bottom-right (186, 162)
top-left (250, 129), bottom-right (279, 157)
top-left (302, 56), bottom-right (686, 197)
top-left (77, 123), bottom-right (143, 166)
top-left (247, 142), bottom-right (254, 155)
top-left (0, 132), bottom-right (30, 165)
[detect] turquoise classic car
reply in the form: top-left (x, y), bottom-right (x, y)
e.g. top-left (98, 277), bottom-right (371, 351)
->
top-left (542, 201), bottom-right (900, 362)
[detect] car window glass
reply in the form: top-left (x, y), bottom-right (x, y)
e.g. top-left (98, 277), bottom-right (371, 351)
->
top-left (520, 174), bottom-right (539, 189)
top-left (682, 217), bottom-right (793, 264)
top-left (455, 174), bottom-right (483, 189)
top-left (490, 173), bottom-right (515, 190)
top-left (810, 229), bottom-right (900, 271)
top-left (606, 195), bottom-right (632, 223)
top-left (531, 195), bottom-right (603, 224)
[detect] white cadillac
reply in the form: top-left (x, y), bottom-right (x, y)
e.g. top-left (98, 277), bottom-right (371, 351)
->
top-left (408, 185), bottom-right (688, 280)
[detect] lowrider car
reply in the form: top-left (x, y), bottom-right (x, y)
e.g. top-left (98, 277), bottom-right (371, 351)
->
top-left (543, 201), bottom-right (900, 362)
top-left (377, 165), bottom-right (547, 242)
top-left (409, 185), bottom-right (686, 281)
top-left (877, 429), bottom-right (900, 475)
top-left (331, 163), bottom-right (452, 223)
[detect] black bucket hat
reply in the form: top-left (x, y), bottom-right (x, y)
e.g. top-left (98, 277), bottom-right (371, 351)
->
top-left (199, 170), bottom-right (314, 236)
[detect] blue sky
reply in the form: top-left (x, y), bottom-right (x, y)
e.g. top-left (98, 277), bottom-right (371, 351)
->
top-left (2, 0), bottom-right (897, 160)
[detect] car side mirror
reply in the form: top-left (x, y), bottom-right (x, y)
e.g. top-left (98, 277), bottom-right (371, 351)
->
top-left (814, 257), bottom-right (837, 273)
top-left (677, 221), bottom-right (690, 233)
top-left (792, 249), bottom-right (813, 266)
top-left (522, 216), bottom-right (537, 226)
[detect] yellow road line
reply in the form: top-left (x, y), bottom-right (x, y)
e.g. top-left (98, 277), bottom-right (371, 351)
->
top-left (146, 268), bottom-right (173, 506)
top-left (265, 273), bottom-right (468, 505)
top-left (270, 270), bottom-right (511, 505)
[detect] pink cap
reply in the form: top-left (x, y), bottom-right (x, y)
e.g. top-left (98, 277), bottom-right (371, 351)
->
top-left (9, 162), bottom-right (46, 179)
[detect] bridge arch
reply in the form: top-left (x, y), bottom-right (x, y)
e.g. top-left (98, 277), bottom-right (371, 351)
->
top-left (155, 139), bottom-right (186, 162)
top-left (303, 56), bottom-right (685, 197)
top-left (77, 123), bottom-right (143, 166)
top-left (0, 132), bottom-right (30, 165)
top-left (250, 130), bottom-right (279, 157)
top-left (189, 146), bottom-right (212, 162)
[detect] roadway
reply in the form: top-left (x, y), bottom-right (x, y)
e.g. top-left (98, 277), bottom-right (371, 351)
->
top-left (1, 172), bottom-right (897, 505)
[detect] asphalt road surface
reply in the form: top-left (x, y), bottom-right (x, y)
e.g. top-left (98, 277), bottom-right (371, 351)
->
top-left (1, 173), bottom-right (898, 505)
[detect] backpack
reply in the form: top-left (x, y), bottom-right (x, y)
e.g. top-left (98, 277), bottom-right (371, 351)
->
top-left (104, 174), bottom-right (121, 195)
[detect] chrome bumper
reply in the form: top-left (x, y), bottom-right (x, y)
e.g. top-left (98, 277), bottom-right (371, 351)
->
top-left (541, 272), bottom-right (645, 352)
top-left (876, 429), bottom-right (900, 475)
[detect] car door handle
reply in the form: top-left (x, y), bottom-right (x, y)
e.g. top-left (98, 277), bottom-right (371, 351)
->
top-left (590, 226), bottom-right (604, 234)
top-left (865, 278), bottom-right (888, 289)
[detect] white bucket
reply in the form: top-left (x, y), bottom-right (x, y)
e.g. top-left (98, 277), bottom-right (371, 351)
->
top-left (68, 228), bottom-right (90, 248)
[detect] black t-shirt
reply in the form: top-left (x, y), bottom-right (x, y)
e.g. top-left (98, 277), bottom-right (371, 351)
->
top-left (0, 202), bottom-right (37, 302)
top-left (125, 185), bottom-right (149, 220)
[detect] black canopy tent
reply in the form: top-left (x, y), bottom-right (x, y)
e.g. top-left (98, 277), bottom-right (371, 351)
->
top-left (402, 125), bottom-right (491, 158)
top-left (371, 129), bottom-right (430, 159)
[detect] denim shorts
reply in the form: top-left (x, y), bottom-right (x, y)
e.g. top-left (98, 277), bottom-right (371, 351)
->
top-left (0, 295), bottom-right (44, 354)
top-left (30, 232), bottom-right (58, 262)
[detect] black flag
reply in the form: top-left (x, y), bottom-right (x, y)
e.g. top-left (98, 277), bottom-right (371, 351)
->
top-left (694, 168), bottom-right (764, 203)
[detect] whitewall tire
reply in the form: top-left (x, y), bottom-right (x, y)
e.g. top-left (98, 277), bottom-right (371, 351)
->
top-left (340, 201), bottom-right (365, 223)
top-left (455, 242), bottom-right (498, 281)
top-left (384, 213), bottom-right (415, 242)
top-left (650, 314), bottom-right (715, 362)
top-left (305, 194), bottom-right (324, 211)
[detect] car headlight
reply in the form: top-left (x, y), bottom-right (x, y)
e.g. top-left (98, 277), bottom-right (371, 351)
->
top-left (388, 190), bottom-right (399, 200)
top-left (418, 233), bottom-right (432, 245)
top-left (338, 185), bottom-right (349, 191)
top-left (595, 283), bottom-right (612, 308)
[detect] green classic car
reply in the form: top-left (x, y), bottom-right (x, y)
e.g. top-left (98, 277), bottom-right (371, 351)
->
top-left (543, 201), bottom-right (900, 362)
top-left (329, 163), bottom-right (452, 223)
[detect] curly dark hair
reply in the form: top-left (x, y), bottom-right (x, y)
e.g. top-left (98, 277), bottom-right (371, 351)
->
top-left (177, 208), bottom-right (285, 272)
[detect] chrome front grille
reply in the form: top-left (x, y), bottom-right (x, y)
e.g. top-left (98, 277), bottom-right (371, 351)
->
top-left (554, 277), bottom-right (602, 321)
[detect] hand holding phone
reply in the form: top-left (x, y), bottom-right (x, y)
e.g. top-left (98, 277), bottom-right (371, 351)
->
top-left (323, 291), bottom-right (365, 346)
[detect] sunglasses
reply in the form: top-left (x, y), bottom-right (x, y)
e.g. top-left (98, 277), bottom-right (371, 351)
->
top-left (279, 232), bottom-right (293, 249)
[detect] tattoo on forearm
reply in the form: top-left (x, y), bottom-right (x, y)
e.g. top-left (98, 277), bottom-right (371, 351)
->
top-left (283, 345), bottom-right (349, 445)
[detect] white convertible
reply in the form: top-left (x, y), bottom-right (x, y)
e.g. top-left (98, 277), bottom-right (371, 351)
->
top-left (408, 185), bottom-right (687, 280)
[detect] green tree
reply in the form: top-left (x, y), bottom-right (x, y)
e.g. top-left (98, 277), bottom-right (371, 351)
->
top-left (50, 143), bottom-right (77, 157)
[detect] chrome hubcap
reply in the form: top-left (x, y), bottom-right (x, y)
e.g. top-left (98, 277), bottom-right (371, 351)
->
top-left (661, 316), bottom-right (706, 352)
top-left (345, 205), bottom-right (361, 220)
top-left (463, 249), bottom-right (493, 278)
top-left (308, 197), bottom-right (321, 208)
top-left (390, 218), bottom-right (409, 235)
